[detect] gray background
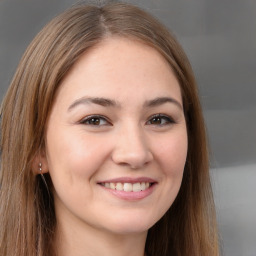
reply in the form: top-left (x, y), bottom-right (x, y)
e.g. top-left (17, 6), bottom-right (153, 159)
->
top-left (0, 0), bottom-right (255, 255)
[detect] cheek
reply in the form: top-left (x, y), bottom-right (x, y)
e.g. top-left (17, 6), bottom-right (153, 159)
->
top-left (147, 130), bottom-right (187, 219)
top-left (155, 131), bottom-right (188, 176)
top-left (45, 128), bottom-right (111, 181)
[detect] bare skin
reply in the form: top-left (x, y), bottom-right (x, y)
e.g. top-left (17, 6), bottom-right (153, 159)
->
top-left (40, 37), bottom-right (187, 256)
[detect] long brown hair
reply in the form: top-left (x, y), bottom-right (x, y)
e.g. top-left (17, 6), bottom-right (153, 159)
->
top-left (0, 2), bottom-right (219, 256)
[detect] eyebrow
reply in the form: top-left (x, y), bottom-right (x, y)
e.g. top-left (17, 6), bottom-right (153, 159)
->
top-left (68, 96), bottom-right (183, 112)
top-left (144, 97), bottom-right (183, 110)
top-left (68, 97), bottom-right (119, 111)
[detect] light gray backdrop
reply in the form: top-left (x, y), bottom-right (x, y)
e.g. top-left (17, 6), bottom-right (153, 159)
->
top-left (0, 0), bottom-right (255, 255)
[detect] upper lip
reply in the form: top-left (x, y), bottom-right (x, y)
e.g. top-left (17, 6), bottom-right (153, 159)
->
top-left (98, 177), bottom-right (157, 184)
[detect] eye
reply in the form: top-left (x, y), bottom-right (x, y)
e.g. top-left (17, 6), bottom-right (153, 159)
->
top-left (146, 114), bottom-right (175, 126)
top-left (80, 115), bottom-right (111, 126)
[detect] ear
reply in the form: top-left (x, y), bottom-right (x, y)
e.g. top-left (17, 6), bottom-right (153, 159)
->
top-left (31, 150), bottom-right (49, 175)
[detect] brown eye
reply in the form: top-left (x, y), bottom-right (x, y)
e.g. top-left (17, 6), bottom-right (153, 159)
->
top-left (80, 115), bottom-right (110, 126)
top-left (147, 114), bottom-right (174, 126)
top-left (151, 117), bottom-right (162, 125)
top-left (87, 118), bottom-right (100, 125)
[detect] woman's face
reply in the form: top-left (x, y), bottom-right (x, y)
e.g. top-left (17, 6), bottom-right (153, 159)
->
top-left (43, 37), bottom-right (188, 235)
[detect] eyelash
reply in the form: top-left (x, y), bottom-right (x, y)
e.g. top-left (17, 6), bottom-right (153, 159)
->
top-left (79, 114), bottom-right (175, 127)
top-left (79, 115), bottom-right (111, 126)
top-left (146, 114), bottom-right (175, 126)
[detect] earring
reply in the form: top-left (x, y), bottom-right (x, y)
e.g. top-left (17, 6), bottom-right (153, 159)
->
top-left (38, 162), bottom-right (49, 194)
top-left (39, 162), bottom-right (42, 174)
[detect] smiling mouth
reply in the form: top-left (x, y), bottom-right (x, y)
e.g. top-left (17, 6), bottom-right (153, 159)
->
top-left (100, 182), bottom-right (154, 192)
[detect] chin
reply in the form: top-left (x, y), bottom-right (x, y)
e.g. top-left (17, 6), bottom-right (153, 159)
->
top-left (102, 212), bottom-right (160, 235)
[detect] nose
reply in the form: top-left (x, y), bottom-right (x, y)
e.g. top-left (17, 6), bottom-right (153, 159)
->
top-left (111, 125), bottom-right (153, 169)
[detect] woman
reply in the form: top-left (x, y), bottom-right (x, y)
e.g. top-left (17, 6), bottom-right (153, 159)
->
top-left (0, 1), bottom-right (219, 256)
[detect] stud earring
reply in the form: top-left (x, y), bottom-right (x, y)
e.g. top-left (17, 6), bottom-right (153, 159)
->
top-left (39, 162), bottom-right (42, 174)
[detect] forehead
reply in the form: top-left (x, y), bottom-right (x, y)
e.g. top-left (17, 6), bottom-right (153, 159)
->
top-left (56, 37), bottom-right (182, 105)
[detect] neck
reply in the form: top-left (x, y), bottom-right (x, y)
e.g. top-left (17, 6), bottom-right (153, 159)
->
top-left (54, 215), bottom-right (147, 256)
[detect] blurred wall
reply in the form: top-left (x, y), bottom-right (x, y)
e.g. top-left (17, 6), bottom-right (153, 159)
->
top-left (0, 0), bottom-right (255, 255)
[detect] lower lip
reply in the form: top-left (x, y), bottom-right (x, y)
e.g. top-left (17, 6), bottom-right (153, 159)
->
top-left (100, 184), bottom-right (156, 201)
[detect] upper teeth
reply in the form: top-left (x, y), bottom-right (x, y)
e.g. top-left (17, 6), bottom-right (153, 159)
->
top-left (103, 182), bottom-right (150, 192)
